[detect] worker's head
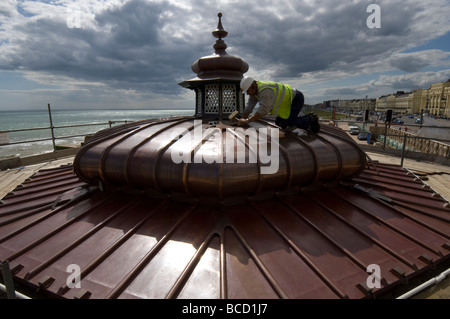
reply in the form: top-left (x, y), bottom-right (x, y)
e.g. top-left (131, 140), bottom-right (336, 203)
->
top-left (240, 76), bottom-right (257, 96)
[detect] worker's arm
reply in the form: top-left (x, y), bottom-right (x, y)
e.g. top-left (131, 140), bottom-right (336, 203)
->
top-left (238, 112), bottom-right (262, 126)
top-left (243, 96), bottom-right (258, 117)
top-left (239, 90), bottom-right (274, 126)
top-left (256, 89), bottom-right (275, 117)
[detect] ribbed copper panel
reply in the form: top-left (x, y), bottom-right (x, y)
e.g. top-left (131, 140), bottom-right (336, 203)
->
top-left (73, 117), bottom-right (367, 200)
top-left (1, 163), bottom-right (449, 299)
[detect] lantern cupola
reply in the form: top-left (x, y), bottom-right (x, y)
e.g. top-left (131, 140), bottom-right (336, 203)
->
top-left (179, 13), bottom-right (249, 118)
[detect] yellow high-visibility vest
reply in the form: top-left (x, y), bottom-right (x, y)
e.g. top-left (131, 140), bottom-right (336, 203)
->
top-left (257, 81), bottom-right (293, 119)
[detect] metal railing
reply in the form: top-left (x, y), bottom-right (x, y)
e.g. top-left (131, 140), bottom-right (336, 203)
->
top-left (334, 119), bottom-right (450, 167)
top-left (1, 121), bottom-right (128, 148)
top-left (378, 131), bottom-right (450, 167)
top-left (0, 104), bottom-right (131, 153)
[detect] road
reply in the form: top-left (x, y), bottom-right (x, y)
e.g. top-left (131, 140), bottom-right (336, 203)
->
top-left (362, 115), bottom-right (450, 141)
top-left (417, 116), bottom-right (450, 144)
top-left (339, 114), bottom-right (450, 147)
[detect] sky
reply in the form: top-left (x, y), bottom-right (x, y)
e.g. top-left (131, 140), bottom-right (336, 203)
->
top-left (1, 0), bottom-right (450, 111)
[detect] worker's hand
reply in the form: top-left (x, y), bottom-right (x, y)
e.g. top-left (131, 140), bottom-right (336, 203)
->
top-left (238, 118), bottom-right (249, 126)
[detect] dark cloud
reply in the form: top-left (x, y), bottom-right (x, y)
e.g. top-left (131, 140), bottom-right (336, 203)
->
top-left (390, 55), bottom-right (429, 72)
top-left (1, 0), bottom-right (204, 95)
top-left (324, 87), bottom-right (363, 97)
top-left (0, 0), bottom-right (450, 108)
top-left (95, 0), bottom-right (162, 46)
top-left (222, 1), bottom-right (435, 79)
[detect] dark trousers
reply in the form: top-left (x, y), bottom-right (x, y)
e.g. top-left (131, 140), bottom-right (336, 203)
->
top-left (275, 90), bottom-right (309, 129)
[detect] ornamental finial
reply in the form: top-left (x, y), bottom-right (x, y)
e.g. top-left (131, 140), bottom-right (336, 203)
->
top-left (212, 12), bottom-right (228, 53)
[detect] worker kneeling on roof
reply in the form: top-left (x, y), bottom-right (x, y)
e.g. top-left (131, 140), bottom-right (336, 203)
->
top-left (239, 76), bottom-right (320, 133)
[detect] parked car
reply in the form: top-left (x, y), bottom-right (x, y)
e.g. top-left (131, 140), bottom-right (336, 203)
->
top-left (395, 119), bottom-right (404, 124)
top-left (415, 118), bottom-right (421, 124)
top-left (357, 132), bottom-right (369, 140)
top-left (349, 126), bottom-right (360, 135)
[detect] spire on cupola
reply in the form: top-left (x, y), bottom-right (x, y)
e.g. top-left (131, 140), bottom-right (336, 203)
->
top-left (178, 13), bottom-right (249, 118)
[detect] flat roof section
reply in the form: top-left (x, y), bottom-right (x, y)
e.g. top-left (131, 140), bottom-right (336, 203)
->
top-left (0, 162), bottom-right (449, 299)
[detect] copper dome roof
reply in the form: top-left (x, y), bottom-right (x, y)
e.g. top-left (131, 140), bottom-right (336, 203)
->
top-left (73, 117), bottom-right (367, 203)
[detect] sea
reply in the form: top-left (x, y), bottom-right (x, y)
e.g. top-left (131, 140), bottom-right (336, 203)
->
top-left (0, 109), bottom-right (193, 159)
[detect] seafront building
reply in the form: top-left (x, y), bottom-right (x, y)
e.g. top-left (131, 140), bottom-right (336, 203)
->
top-left (375, 91), bottom-right (411, 114)
top-left (428, 81), bottom-right (450, 117)
top-left (375, 79), bottom-right (450, 116)
top-left (325, 79), bottom-right (450, 117)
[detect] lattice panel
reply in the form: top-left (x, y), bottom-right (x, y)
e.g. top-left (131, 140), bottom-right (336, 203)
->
top-left (205, 84), bottom-right (220, 114)
top-left (239, 92), bottom-right (244, 113)
top-left (196, 88), bottom-right (202, 115)
top-left (222, 84), bottom-right (237, 113)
